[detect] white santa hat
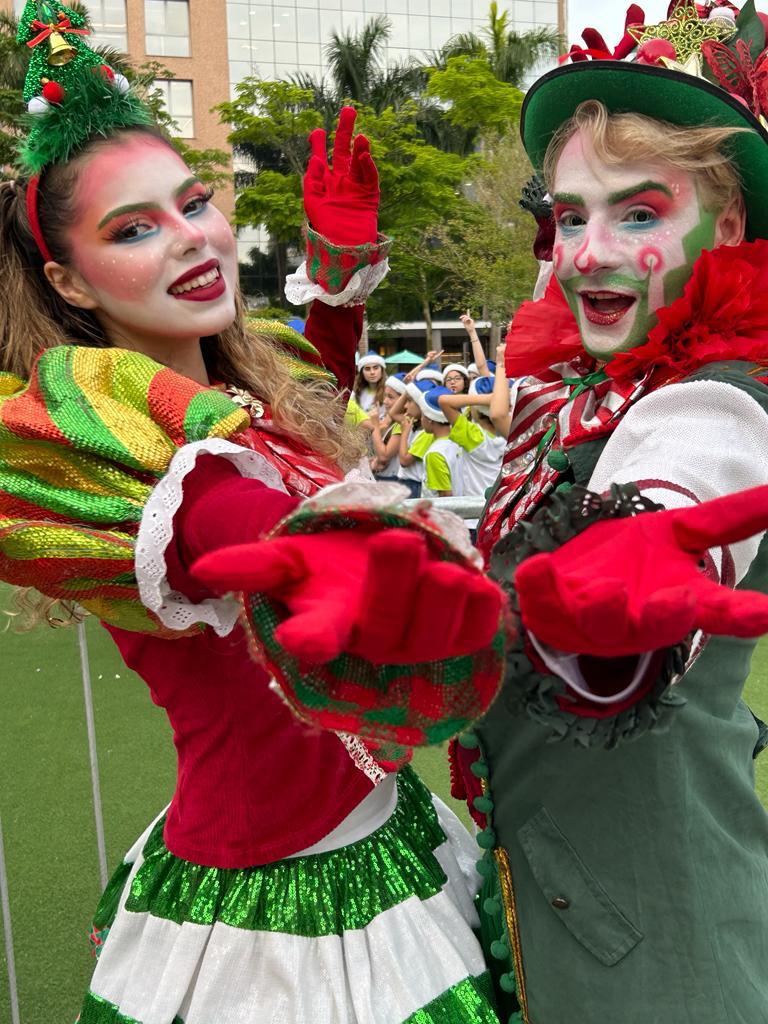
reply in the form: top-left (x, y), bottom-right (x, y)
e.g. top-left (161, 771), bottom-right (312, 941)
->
top-left (442, 363), bottom-right (469, 379)
top-left (357, 353), bottom-right (386, 370)
top-left (416, 367), bottom-right (444, 384)
top-left (385, 374), bottom-right (408, 395)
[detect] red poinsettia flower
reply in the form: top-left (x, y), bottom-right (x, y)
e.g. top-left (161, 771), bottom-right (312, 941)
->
top-left (505, 275), bottom-right (583, 378)
top-left (607, 239), bottom-right (768, 382)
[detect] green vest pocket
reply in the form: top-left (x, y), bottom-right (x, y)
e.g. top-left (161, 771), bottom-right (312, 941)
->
top-left (517, 807), bottom-right (643, 967)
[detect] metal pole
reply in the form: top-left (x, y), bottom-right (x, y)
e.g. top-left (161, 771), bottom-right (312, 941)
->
top-left (0, 816), bottom-right (20, 1024)
top-left (77, 621), bottom-right (109, 891)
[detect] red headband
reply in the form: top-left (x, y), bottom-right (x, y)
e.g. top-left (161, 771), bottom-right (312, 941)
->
top-left (26, 175), bottom-right (53, 263)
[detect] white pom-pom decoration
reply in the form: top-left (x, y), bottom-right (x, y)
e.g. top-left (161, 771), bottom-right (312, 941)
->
top-left (27, 96), bottom-right (50, 115)
top-left (113, 73), bottom-right (130, 94)
top-left (709, 7), bottom-right (735, 21)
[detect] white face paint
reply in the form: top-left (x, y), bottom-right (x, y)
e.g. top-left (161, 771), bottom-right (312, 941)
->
top-left (67, 134), bottom-right (238, 349)
top-left (551, 130), bottom-right (717, 358)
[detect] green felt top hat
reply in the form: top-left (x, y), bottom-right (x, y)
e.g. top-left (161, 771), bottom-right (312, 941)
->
top-left (521, 1), bottom-right (768, 241)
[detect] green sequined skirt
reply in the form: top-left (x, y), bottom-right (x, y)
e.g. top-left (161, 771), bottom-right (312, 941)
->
top-left (78, 767), bottom-right (500, 1023)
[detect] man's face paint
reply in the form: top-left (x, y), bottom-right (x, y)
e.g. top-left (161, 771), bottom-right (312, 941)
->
top-left (551, 131), bottom-right (717, 359)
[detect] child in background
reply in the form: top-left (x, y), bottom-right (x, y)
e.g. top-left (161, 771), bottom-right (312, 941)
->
top-left (398, 381), bottom-right (436, 497)
top-left (443, 363), bottom-right (470, 395)
top-left (437, 377), bottom-right (508, 498)
top-left (419, 387), bottom-right (465, 498)
top-left (353, 353), bottom-right (386, 411)
top-left (370, 373), bottom-right (407, 481)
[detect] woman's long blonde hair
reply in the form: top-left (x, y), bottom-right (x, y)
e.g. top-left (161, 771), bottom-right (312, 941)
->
top-left (0, 128), bottom-right (364, 627)
top-left (543, 100), bottom-right (747, 215)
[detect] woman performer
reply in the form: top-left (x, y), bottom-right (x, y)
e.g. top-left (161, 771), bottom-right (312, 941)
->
top-left (0, 4), bottom-right (507, 1021)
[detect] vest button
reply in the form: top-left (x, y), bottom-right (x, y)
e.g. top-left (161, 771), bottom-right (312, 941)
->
top-left (551, 895), bottom-right (570, 910)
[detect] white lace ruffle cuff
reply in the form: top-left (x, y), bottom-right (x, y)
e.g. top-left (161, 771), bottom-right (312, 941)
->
top-left (284, 258), bottom-right (389, 307)
top-left (135, 439), bottom-right (288, 637)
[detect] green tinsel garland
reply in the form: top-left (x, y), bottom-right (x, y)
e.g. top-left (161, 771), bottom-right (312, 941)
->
top-left (17, 0), bottom-right (99, 102)
top-left (18, 66), bottom-right (154, 176)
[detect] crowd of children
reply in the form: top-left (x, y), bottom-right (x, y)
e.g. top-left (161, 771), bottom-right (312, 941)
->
top-left (350, 318), bottom-right (515, 502)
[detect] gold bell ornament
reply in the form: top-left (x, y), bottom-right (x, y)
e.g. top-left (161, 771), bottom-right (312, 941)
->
top-left (46, 27), bottom-right (76, 65)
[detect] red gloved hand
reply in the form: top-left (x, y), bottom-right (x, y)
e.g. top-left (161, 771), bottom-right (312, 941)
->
top-left (304, 106), bottom-right (379, 246)
top-left (192, 528), bottom-right (503, 665)
top-left (516, 484), bottom-right (768, 658)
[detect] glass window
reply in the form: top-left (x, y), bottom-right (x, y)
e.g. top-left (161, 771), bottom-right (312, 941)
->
top-left (248, 5), bottom-right (274, 38)
top-left (145, 0), bottom-right (190, 57)
top-left (408, 14), bottom-right (430, 48)
top-left (365, 0), bottom-right (387, 11)
top-left (430, 0), bottom-right (451, 14)
top-left (154, 78), bottom-right (194, 137)
top-left (410, 0), bottom-right (429, 14)
top-left (388, 15), bottom-right (409, 47)
top-left (297, 9), bottom-right (320, 43)
top-left (297, 42), bottom-right (322, 66)
top-left (89, 0), bottom-right (128, 49)
top-left (534, 0), bottom-right (559, 26)
top-left (273, 6), bottom-right (298, 40)
top-left (227, 5), bottom-right (251, 39)
top-left (274, 40), bottom-right (299, 63)
top-left (513, 0), bottom-right (535, 21)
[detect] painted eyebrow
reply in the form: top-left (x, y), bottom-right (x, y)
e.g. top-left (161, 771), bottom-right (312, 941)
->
top-left (97, 178), bottom-right (203, 230)
top-left (551, 192), bottom-right (585, 206)
top-left (607, 180), bottom-right (673, 205)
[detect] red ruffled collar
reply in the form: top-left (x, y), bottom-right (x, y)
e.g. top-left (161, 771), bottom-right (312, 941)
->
top-left (505, 239), bottom-right (768, 384)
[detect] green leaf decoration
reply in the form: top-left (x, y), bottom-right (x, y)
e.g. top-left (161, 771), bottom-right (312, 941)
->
top-left (733, 0), bottom-right (766, 62)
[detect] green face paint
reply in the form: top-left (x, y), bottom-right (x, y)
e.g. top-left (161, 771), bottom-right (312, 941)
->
top-left (549, 125), bottom-right (731, 360)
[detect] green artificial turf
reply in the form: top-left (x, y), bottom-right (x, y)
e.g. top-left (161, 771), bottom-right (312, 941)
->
top-left (1, 602), bottom-right (767, 1023)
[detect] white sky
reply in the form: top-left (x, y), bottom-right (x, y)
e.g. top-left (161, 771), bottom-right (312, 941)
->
top-left (567, 1), bottom-right (674, 49)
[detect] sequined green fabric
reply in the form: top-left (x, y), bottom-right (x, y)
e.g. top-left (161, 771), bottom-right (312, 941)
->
top-left (79, 990), bottom-right (183, 1024)
top-left (124, 767), bottom-right (448, 936)
top-left (404, 973), bottom-right (498, 1023)
top-left (79, 977), bottom-right (499, 1024)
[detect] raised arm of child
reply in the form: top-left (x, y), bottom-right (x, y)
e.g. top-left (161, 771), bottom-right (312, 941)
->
top-left (459, 313), bottom-right (490, 377)
top-left (489, 343), bottom-right (512, 438)
top-left (437, 390), bottom-right (485, 425)
top-left (404, 349), bottom-right (444, 384)
top-left (398, 414), bottom-right (418, 466)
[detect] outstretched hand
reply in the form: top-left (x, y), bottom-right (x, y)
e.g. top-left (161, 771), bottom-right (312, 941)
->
top-left (193, 529), bottom-right (504, 665)
top-left (304, 106), bottom-right (379, 246)
top-left (516, 485), bottom-right (768, 658)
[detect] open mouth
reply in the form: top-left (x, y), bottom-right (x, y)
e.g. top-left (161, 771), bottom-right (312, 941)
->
top-left (168, 259), bottom-right (226, 302)
top-left (579, 291), bottom-right (636, 326)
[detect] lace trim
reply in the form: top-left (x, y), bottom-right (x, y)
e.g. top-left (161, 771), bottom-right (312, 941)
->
top-left (337, 733), bottom-right (387, 784)
top-left (285, 258), bottom-right (389, 307)
top-left (303, 477), bottom-right (481, 567)
top-left (135, 439), bottom-right (287, 637)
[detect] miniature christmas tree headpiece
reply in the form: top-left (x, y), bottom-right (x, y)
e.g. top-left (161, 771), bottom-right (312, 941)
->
top-left (16, 0), bottom-right (154, 260)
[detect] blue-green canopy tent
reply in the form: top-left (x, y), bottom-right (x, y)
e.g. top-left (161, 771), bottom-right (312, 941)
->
top-left (384, 349), bottom-right (423, 365)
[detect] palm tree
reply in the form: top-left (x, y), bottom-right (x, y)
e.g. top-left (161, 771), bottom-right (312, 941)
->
top-left (437, 2), bottom-right (562, 87)
top-left (291, 15), bottom-right (423, 128)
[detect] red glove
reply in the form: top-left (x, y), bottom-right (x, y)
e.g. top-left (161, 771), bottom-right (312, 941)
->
top-left (192, 528), bottom-right (503, 665)
top-left (304, 107), bottom-right (379, 246)
top-left (516, 484), bottom-right (768, 658)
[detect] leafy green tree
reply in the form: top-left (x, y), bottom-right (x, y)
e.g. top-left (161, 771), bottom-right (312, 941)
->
top-left (417, 134), bottom-right (539, 334)
top-left (426, 56), bottom-right (523, 135)
top-left (438, 2), bottom-right (562, 87)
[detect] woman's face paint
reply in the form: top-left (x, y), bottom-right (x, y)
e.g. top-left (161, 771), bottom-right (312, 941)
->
top-left (67, 135), bottom-right (238, 348)
top-left (551, 130), bottom-right (717, 358)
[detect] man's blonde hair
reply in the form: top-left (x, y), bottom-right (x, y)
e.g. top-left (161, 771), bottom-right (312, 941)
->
top-left (543, 100), bottom-right (746, 215)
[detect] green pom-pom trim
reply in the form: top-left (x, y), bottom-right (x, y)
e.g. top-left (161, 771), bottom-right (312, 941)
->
top-left (489, 484), bottom-right (691, 750)
top-left (18, 65), bottom-right (153, 175)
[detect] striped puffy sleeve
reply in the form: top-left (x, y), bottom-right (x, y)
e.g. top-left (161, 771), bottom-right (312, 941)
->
top-left (0, 345), bottom-right (249, 636)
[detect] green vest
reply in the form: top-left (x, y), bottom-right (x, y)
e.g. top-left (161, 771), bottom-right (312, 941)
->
top-left (477, 363), bottom-right (768, 1023)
